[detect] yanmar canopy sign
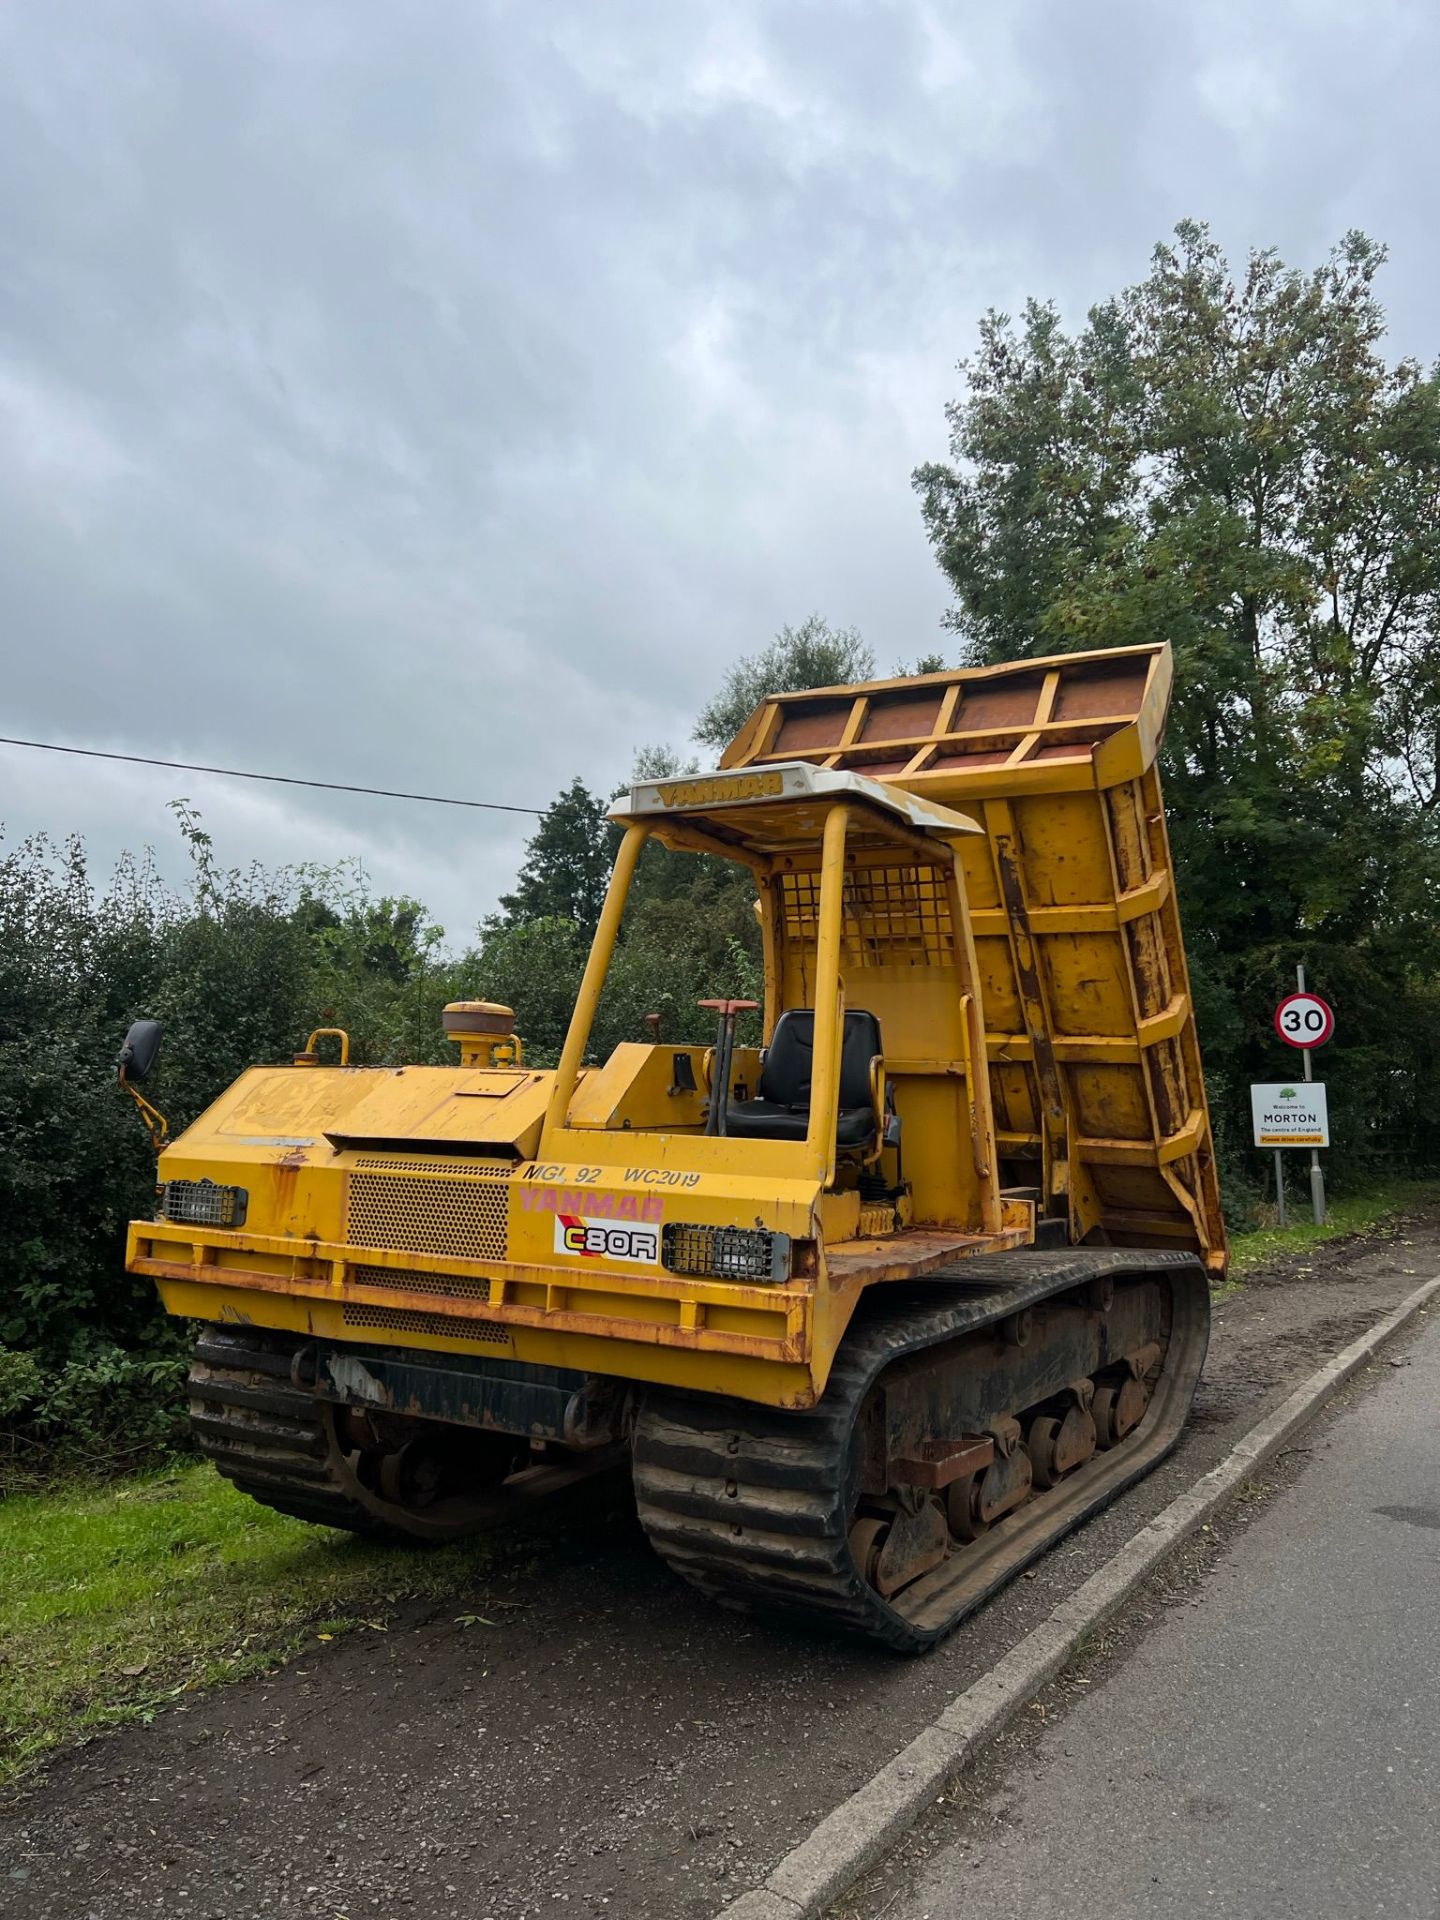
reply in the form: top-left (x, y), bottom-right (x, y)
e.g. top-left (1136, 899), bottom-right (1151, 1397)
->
top-left (1250, 1082), bottom-right (1330, 1148)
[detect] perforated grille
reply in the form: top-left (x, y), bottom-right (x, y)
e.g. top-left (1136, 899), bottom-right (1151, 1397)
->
top-left (341, 1302), bottom-right (511, 1345)
top-left (778, 865), bottom-right (951, 969)
top-left (352, 1155), bottom-right (515, 1177)
top-left (350, 1264), bottom-right (492, 1303)
top-left (347, 1172), bottom-right (510, 1259)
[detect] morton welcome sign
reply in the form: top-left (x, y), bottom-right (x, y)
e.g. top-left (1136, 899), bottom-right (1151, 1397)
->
top-left (1250, 1082), bottom-right (1330, 1148)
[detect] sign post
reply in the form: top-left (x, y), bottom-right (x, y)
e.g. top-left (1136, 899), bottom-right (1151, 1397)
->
top-left (1257, 969), bottom-right (1333, 1227)
top-left (1296, 964), bottom-right (1326, 1225)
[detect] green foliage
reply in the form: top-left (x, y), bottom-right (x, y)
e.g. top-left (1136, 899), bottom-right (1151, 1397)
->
top-left (0, 1348), bottom-right (44, 1423)
top-left (7, 1344), bottom-right (191, 1465)
top-left (296, 866), bottom-right (465, 1067)
top-left (0, 815), bottom-right (482, 1468)
top-left (472, 809), bottom-right (766, 1066)
top-left (498, 777), bottom-right (613, 941)
top-left (467, 915), bottom-right (587, 1064)
top-left (1226, 1178), bottom-right (1439, 1276)
top-left (915, 222), bottom-right (1440, 1194)
top-left (694, 613), bottom-right (876, 751)
top-left (473, 722), bottom-right (787, 1066)
top-left (594, 866), bottom-right (765, 1057)
top-left (630, 745), bottom-right (700, 781)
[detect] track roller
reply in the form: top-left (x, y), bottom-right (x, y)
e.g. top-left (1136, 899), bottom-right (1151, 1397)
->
top-left (946, 1420), bottom-right (1032, 1542)
top-left (1094, 1377), bottom-right (1144, 1449)
top-left (1027, 1387), bottom-right (1097, 1490)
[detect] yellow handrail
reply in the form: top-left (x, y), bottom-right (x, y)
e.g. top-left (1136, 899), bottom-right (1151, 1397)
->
top-left (542, 824), bottom-right (649, 1146)
top-left (295, 1028), bottom-right (351, 1066)
top-left (805, 804), bottom-right (850, 1189)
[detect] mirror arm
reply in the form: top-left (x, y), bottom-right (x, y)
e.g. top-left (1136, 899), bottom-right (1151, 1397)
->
top-left (119, 1069), bottom-right (170, 1155)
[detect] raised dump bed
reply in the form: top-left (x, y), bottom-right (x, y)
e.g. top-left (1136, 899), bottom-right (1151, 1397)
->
top-left (720, 641), bottom-right (1224, 1271)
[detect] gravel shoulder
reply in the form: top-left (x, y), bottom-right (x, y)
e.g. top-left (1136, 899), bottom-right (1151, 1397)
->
top-left (3, 1208), bottom-right (1436, 1920)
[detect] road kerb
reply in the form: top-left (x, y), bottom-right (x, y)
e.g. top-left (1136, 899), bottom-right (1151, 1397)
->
top-left (717, 1276), bottom-right (1440, 1920)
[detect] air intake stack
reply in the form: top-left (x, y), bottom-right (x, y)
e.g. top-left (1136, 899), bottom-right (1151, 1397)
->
top-left (442, 1001), bottom-right (521, 1068)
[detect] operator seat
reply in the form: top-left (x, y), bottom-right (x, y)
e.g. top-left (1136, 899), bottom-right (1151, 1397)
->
top-left (725, 1008), bottom-right (884, 1148)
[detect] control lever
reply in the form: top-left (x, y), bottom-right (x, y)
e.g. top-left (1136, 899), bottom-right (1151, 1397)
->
top-left (697, 998), bottom-right (759, 1137)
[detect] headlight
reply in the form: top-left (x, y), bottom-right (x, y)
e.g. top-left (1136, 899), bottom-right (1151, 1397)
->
top-left (661, 1223), bottom-right (790, 1283)
top-left (158, 1179), bottom-right (249, 1229)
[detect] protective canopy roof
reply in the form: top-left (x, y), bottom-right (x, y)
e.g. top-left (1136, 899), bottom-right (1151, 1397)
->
top-left (611, 760), bottom-right (983, 859)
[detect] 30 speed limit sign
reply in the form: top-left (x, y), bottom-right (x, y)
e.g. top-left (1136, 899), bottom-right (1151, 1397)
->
top-left (1274, 991), bottom-right (1334, 1049)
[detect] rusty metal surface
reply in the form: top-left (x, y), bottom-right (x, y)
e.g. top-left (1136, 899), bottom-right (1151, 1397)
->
top-left (717, 645), bottom-right (1167, 791)
top-left (312, 1346), bottom-right (592, 1441)
top-left (188, 1324), bottom-right (626, 1544)
top-left (986, 798), bottom-right (1069, 1209)
top-left (872, 1281), bottom-right (1163, 1496)
top-left (129, 1225), bottom-right (810, 1365)
top-left (870, 1496), bottom-right (949, 1597)
top-left (889, 1436), bottom-right (995, 1491)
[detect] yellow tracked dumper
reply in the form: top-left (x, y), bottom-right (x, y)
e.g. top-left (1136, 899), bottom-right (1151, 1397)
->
top-left (123, 641), bottom-right (1223, 1651)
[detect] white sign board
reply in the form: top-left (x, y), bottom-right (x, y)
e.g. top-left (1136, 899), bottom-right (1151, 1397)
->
top-left (1251, 1082), bottom-right (1329, 1148)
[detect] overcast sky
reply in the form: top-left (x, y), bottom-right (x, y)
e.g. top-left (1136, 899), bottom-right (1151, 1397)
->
top-left (2, 0), bottom-right (1436, 941)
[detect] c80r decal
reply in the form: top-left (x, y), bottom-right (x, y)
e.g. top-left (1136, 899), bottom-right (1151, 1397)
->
top-left (556, 1215), bottom-right (660, 1264)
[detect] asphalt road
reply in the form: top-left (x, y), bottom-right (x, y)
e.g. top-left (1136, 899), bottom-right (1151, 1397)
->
top-left (865, 1305), bottom-right (1440, 1920)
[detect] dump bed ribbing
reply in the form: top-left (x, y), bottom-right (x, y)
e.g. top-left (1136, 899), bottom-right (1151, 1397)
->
top-left (720, 642), bottom-right (1224, 1271)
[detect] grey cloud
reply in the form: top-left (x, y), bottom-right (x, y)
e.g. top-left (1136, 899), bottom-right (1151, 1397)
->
top-left (1, 0), bottom-right (1437, 938)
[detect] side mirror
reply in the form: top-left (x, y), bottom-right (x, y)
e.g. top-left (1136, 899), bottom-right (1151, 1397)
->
top-left (118, 1018), bottom-right (164, 1084)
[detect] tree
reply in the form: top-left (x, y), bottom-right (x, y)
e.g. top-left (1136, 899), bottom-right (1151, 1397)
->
top-left (497, 777), bottom-right (612, 939)
top-left (914, 221), bottom-right (1440, 1193)
top-left (466, 916), bottom-right (587, 1063)
top-left (0, 812), bottom-right (485, 1467)
top-left (629, 745), bottom-right (699, 782)
top-left (694, 614), bottom-right (876, 751)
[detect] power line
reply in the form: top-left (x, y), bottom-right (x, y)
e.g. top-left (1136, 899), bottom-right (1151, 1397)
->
top-left (0, 735), bottom-right (546, 816)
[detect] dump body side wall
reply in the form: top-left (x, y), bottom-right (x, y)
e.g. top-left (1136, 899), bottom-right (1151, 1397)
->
top-left (721, 644), bottom-right (1226, 1270)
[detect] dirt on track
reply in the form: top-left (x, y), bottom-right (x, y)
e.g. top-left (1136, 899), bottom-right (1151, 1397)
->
top-left (3, 1210), bottom-right (1436, 1920)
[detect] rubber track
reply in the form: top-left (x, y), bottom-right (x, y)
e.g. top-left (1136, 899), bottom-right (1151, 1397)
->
top-left (189, 1323), bottom-right (409, 1539)
top-left (632, 1250), bottom-right (1209, 1653)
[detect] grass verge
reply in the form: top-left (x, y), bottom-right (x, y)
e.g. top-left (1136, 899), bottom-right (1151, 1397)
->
top-left (1227, 1177), bottom-right (1439, 1278)
top-left (0, 1463), bottom-right (490, 1791)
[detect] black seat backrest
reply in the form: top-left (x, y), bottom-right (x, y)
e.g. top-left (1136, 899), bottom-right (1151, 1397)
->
top-left (758, 1010), bottom-right (882, 1111)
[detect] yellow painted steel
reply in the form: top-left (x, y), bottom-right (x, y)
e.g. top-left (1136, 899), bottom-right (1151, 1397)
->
top-left (944, 844), bottom-right (1002, 1233)
top-left (150, 1277), bottom-right (820, 1407)
top-left (543, 822), bottom-right (648, 1146)
top-left (442, 1002), bottom-right (524, 1068)
top-left (126, 641), bottom-right (1225, 1423)
top-left (720, 642), bottom-right (1225, 1269)
top-left (295, 1027), bottom-right (351, 1066)
top-left (806, 802), bottom-right (850, 1189)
